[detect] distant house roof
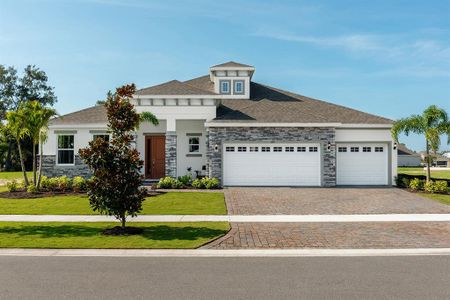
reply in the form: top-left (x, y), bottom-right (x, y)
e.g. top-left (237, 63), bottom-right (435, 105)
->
top-left (398, 144), bottom-right (420, 156)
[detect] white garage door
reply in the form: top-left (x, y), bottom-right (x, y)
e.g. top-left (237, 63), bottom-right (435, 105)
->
top-left (336, 143), bottom-right (388, 185)
top-left (223, 143), bottom-right (321, 186)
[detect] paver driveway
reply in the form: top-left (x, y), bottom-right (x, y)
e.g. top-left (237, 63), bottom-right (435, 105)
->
top-left (224, 187), bottom-right (450, 215)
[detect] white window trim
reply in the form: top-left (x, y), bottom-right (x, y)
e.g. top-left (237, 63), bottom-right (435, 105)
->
top-left (233, 80), bottom-right (245, 95)
top-left (56, 134), bottom-right (75, 166)
top-left (219, 80), bottom-right (231, 95)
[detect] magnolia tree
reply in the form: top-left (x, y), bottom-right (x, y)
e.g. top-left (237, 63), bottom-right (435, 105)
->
top-left (79, 84), bottom-right (158, 233)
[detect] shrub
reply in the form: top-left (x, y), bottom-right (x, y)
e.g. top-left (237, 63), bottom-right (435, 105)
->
top-left (26, 184), bottom-right (39, 194)
top-left (57, 176), bottom-right (72, 192)
top-left (192, 177), bottom-right (220, 189)
top-left (47, 177), bottom-right (60, 191)
top-left (157, 177), bottom-right (183, 189)
top-left (409, 178), bottom-right (424, 191)
top-left (425, 180), bottom-right (448, 194)
top-left (72, 176), bottom-right (87, 192)
top-left (401, 177), bottom-right (411, 188)
top-left (435, 181), bottom-right (448, 194)
top-left (178, 175), bottom-right (192, 186)
top-left (6, 180), bottom-right (19, 192)
top-left (40, 176), bottom-right (49, 189)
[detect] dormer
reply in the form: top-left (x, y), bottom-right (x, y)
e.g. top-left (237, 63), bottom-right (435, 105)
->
top-left (209, 61), bottom-right (255, 99)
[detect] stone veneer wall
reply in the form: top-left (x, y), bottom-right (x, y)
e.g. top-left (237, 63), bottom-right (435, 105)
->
top-left (206, 127), bottom-right (336, 187)
top-left (165, 132), bottom-right (177, 177)
top-left (41, 155), bottom-right (92, 178)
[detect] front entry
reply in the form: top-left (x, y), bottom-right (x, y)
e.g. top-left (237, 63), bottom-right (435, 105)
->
top-left (145, 136), bottom-right (166, 179)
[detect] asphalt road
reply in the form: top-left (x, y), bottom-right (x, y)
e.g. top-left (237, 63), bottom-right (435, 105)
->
top-left (0, 256), bottom-right (449, 299)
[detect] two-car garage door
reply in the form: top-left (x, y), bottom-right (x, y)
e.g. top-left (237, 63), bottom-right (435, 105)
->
top-left (223, 143), bottom-right (321, 186)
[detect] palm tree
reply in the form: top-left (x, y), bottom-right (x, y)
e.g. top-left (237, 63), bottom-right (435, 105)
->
top-left (392, 105), bottom-right (450, 182)
top-left (20, 101), bottom-right (57, 188)
top-left (6, 108), bottom-right (30, 186)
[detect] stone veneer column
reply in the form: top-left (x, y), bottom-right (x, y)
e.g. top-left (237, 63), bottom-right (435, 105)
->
top-left (206, 127), bottom-right (336, 187)
top-left (165, 132), bottom-right (177, 178)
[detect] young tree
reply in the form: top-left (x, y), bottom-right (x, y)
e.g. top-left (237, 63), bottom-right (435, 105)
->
top-left (0, 64), bottom-right (57, 171)
top-left (5, 108), bottom-right (30, 186)
top-left (20, 101), bottom-right (57, 188)
top-left (79, 84), bottom-right (158, 233)
top-left (392, 105), bottom-right (450, 182)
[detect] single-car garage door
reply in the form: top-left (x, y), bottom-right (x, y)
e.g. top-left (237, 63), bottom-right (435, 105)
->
top-left (336, 143), bottom-right (388, 185)
top-left (223, 143), bottom-right (321, 186)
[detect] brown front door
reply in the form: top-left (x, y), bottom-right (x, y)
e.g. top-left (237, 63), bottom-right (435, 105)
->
top-left (145, 136), bottom-right (165, 179)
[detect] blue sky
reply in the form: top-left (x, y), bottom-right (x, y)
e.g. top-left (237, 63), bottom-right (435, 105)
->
top-left (1, 0), bottom-right (449, 151)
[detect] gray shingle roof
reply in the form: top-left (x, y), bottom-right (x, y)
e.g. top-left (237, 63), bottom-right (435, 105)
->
top-left (50, 105), bottom-right (107, 125)
top-left (135, 80), bottom-right (216, 96)
top-left (51, 75), bottom-right (392, 126)
top-left (211, 61), bottom-right (254, 68)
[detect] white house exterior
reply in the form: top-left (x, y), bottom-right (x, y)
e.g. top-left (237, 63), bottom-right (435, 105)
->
top-left (42, 61), bottom-right (397, 186)
top-left (397, 144), bottom-right (421, 167)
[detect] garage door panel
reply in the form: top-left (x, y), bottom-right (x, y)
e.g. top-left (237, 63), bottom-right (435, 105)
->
top-left (223, 143), bottom-right (321, 186)
top-left (337, 144), bottom-right (388, 185)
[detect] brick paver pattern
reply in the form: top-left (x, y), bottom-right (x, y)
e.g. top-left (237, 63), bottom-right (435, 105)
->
top-left (205, 222), bottom-right (450, 249)
top-left (224, 187), bottom-right (450, 215)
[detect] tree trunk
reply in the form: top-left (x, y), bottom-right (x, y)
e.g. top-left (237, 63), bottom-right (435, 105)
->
top-left (32, 141), bottom-right (37, 186)
top-left (121, 214), bottom-right (126, 230)
top-left (17, 140), bottom-right (29, 187)
top-left (425, 141), bottom-right (431, 182)
top-left (37, 138), bottom-right (43, 189)
top-left (5, 139), bottom-right (12, 171)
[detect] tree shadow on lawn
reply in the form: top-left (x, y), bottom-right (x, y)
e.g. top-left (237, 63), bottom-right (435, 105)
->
top-left (0, 224), bottom-right (227, 241)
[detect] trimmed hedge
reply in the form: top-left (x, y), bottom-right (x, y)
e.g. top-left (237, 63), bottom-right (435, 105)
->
top-left (396, 174), bottom-right (448, 194)
top-left (396, 173), bottom-right (450, 187)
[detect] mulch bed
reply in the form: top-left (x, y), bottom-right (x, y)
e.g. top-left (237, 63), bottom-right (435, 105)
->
top-left (102, 226), bottom-right (144, 236)
top-left (0, 190), bottom-right (87, 199)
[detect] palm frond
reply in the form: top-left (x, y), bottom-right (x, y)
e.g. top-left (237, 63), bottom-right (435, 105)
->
top-left (140, 111), bottom-right (159, 126)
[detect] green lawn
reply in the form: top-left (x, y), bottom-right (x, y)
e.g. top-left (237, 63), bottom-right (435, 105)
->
top-left (0, 222), bottom-right (229, 248)
top-left (398, 167), bottom-right (450, 180)
top-left (0, 171), bottom-right (32, 181)
top-left (0, 192), bottom-right (227, 215)
top-left (418, 192), bottom-right (450, 206)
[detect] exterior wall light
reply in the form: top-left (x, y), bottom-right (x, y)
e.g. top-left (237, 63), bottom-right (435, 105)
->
top-left (327, 141), bottom-right (331, 151)
top-left (393, 142), bottom-right (397, 150)
top-left (214, 144), bottom-right (219, 152)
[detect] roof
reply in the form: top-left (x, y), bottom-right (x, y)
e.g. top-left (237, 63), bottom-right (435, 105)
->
top-left (398, 144), bottom-right (420, 156)
top-left (211, 61), bottom-right (254, 68)
top-left (50, 105), bottom-right (107, 125)
top-left (51, 74), bottom-right (392, 126)
top-left (186, 79), bottom-right (392, 124)
top-left (135, 80), bottom-right (216, 96)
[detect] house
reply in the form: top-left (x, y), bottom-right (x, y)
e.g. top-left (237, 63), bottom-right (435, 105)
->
top-left (419, 152), bottom-right (450, 168)
top-left (42, 61), bottom-right (397, 186)
top-left (397, 143), bottom-right (421, 167)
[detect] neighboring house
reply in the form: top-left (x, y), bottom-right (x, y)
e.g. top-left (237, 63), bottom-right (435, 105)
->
top-left (42, 61), bottom-right (397, 186)
top-left (397, 143), bottom-right (421, 167)
top-left (419, 152), bottom-right (450, 168)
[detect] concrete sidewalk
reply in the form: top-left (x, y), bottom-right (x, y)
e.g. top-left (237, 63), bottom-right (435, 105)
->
top-left (0, 214), bottom-right (450, 222)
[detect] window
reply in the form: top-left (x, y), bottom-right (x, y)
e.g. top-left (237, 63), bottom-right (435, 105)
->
top-left (338, 147), bottom-right (347, 152)
top-left (238, 146), bottom-right (247, 152)
top-left (57, 135), bottom-right (74, 165)
top-left (219, 80), bottom-right (231, 94)
top-left (350, 147), bottom-right (359, 152)
top-left (93, 134), bottom-right (109, 142)
top-left (285, 146), bottom-right (294, 152)
top-left (375, 147), bottom-right (384, 152)
top-left (273, 146), bottom-right (282, 152)
top-left (262, 146), bottom-right (270, 152)
top-left (363, 147), bottom-right (371, 152)
top-left (226, 146), bottom-right (235, 152)
top-left (249, 146), bottom-right (259, 152)
top-left (309, 146), bottom-right (318, 152)
top-left (188, 137), bottom-right (200, 153)
top-left (297, 146), bottom-right (306, 152)
top-left (234, 80), bottom-right (244, 94)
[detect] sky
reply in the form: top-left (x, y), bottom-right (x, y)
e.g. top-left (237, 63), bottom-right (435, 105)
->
top-left (1, 0), bottom-right (449, 151)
